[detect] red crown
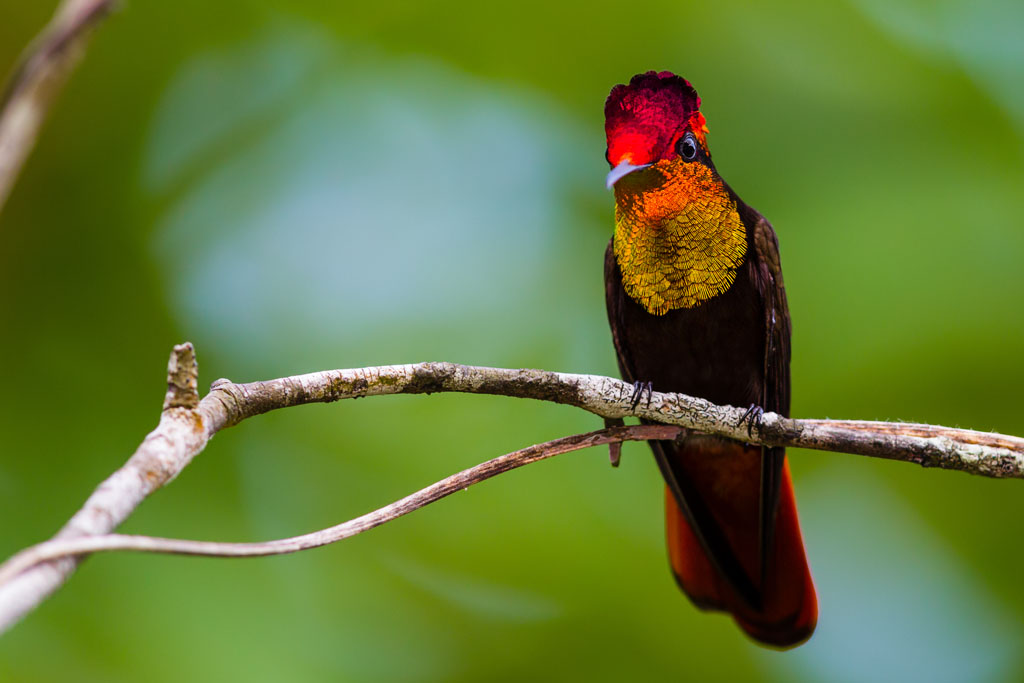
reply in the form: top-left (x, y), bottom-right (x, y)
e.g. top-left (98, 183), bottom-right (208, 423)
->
top-left (605, 71), bottom-right (706, 166)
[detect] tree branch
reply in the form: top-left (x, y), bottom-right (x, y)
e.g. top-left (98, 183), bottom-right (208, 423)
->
top-left (1, 343), bottom-right (1022, 635)
top-left (207, 360), bottom-right (1024, 477)
top-left (0, 424), bottom-right (682, 583)
top-left (0, 0), bottom-right (115, 214)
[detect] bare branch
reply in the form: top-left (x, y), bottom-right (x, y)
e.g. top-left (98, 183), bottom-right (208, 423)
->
top-left (1, 344), bottom-right (1022, 635)
top-left (0, 425), bottom-right (682, 583)
top-left (0, 342), bottom-right (206, 634)
top-left (205, 361), bottom-right (1024, 477)
top-left (0, 0), bottom-right (115, 213)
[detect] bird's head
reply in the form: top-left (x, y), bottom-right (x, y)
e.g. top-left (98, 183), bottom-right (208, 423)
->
top-left (604, 71), bottom-right (710, 191)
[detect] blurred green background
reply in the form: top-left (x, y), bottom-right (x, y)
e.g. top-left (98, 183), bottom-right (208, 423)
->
top-left (1, 1), bottom-right (1022, 680)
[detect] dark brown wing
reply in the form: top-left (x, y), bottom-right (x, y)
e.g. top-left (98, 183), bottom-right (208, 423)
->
top-left (604, 240), bottom-right (635, 385)
top-left (750, 212), bottom-right (792, 579)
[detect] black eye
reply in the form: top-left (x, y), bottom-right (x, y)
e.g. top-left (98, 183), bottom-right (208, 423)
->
top-left (676, 134), bottom-right (698, 161)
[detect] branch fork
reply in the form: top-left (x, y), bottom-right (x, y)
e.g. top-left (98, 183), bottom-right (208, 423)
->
top-left (0, 343), bottom-right (1021, 636)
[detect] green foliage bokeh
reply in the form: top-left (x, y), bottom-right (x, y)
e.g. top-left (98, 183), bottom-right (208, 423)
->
top-left (1, 1), bottom-right (1022, 681)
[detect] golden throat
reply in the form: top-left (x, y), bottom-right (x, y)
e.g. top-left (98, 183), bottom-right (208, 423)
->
top-left (613, 160), bottom-right (747, 315)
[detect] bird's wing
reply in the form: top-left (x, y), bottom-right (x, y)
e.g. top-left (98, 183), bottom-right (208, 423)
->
top-left (751, 213), bottom-right (792, 578)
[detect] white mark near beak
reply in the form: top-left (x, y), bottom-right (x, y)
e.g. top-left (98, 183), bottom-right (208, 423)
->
top-left (605, 161), bottom-right (652, 189)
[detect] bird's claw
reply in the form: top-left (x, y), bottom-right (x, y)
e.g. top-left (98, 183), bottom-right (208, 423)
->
top-left (737, 404), bottom-right (764, 439)
top-left (630, 381), bottom-right (653, 411)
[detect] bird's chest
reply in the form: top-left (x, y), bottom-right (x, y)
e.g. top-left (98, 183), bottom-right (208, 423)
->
top-left (613, 257), bottom-right (765, 408)
top-left (613, 183), bottom-right (748, 316)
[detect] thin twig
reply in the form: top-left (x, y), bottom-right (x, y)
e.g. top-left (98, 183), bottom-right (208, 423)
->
top-left (0, 0), bottom-right (116, 213)
top-left (0, 424), bottom-right (682, 584)
top-left (1, 344), bottom-right (1022, 636)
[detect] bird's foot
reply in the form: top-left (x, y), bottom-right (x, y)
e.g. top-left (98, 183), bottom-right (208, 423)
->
top-left (630, 381), bottom-right (653, 411)
top-left (737, 404), bottom-right (764, 439)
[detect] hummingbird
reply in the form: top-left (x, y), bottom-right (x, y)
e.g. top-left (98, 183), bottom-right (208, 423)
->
top-left (603, 71), bottom-right (817, 647)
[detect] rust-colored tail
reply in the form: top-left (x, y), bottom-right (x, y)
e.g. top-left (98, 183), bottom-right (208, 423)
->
top-left (665, 444), bottom-right (817, 648)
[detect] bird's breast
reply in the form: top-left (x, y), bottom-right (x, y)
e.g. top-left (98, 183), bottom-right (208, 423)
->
top-left (613, 163), bottom-right (747, 315)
